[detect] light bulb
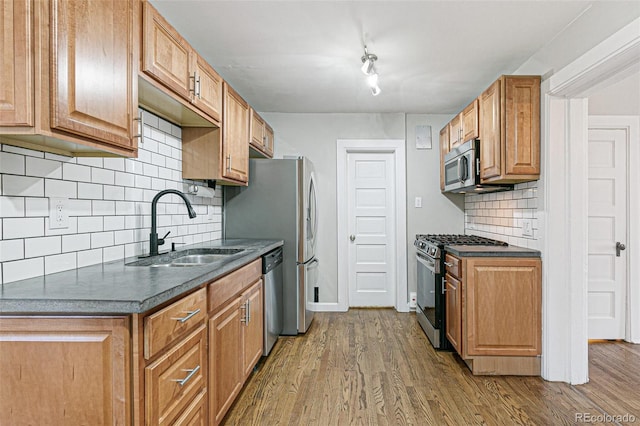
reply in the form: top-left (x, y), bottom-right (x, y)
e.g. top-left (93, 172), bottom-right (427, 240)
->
top-left (371, 85), bottom-right (381, 96)
top-left (361, 59), bottom-right (374, 75)
top-left (366, 73), bottom-right (379, 88)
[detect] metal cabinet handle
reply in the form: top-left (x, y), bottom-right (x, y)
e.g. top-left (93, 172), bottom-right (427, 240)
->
top-left (350, 235), bottom-right (355, 242)
top-left (240, 302), bottom-right (248, 323)
top-left (226, 155), bottom-right (232, 172)
top-left (171, 309), bottom-right (201, 323)
top-left (190, 73), bottom-right (197, 97)
top-left (442, 282), bottom-right (447, 294)
top-left (172, 365), bottom-right (200, 387)
top-left (247, 299), bottom-right (251, 323)
top-left (133, 110), bottom-right (143, 140)
top-left (196, 75), bottom-right (201, 99)
top-left (616, 242), bottom-right (626, 257)
top-left (444, 262), bottom-right (453, 267)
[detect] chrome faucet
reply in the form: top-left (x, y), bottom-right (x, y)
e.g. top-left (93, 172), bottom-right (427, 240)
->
top-left (149, 189), bottom-right (197, 256)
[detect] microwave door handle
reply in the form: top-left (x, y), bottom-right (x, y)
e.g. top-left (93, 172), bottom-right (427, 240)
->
top-left (461, 156), bottom-right (469, 181)
top-left (457, 157), bottom-right (463, 183)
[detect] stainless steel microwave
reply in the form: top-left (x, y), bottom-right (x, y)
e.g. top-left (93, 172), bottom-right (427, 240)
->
top-left (443, 139), bottom-right (513, 193)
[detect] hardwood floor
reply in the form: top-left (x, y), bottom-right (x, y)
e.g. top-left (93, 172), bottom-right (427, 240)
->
top-left (222, 309), bottom-right (640, 425)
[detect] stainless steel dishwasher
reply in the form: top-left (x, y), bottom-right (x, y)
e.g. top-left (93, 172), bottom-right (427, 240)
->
top-left (263, 247), bottom-right (283, 356)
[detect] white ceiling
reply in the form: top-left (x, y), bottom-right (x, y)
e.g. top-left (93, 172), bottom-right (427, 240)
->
top-left (150, 1), bottom-right (640, 114)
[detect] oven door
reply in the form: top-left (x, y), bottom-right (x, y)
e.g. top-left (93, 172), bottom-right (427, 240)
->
top-left (416, 252), bottom-right (441, 347)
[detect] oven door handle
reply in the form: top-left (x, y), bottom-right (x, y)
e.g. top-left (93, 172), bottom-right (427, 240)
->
top-left (416, 253), bottom-right (436, 274)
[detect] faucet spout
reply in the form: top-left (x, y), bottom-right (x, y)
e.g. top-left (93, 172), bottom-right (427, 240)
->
top-left (149, 189), bottom-right (197, 256)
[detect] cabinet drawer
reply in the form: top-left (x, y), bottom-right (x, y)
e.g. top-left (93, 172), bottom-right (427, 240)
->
top-left (209, 259), bottom-right (261, 313)
top-left (144, 288), bottom-right (206, 359)
top-left (445, 254), bottom-right (461, 279)
top-left (173, 389), bottom-right (207, 426)
top-left (145, 325), bottom-right (207, 426)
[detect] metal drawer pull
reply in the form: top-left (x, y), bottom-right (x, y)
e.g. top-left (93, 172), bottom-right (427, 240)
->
top-left (172, 365), bottom-right (200, 387)
top-left (247, 299), bottom-right (251, 323)
top-left (444, 262), bottom-right (453, 267)
top-left (240, 302), bottom-right (248, 323)
top-left (172, 309), bottom-right (201, 323)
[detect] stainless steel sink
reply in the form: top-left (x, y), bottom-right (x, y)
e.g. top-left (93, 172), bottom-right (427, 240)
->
top-left (126, 248), bottom-right (245, 267)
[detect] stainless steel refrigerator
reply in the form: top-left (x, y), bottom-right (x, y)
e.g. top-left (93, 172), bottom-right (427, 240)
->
top-left (224, 157), bottom-right (318, 335)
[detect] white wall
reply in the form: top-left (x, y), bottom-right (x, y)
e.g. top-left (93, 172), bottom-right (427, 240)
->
top-left (588, 70), bottom-right (640, 115)
top-left (0, 110), bottom-right (223, 284)
top-left (261, 112), bottom-right (465, 304)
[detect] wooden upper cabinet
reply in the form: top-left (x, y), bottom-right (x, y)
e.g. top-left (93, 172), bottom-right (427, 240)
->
top-left (448, 114), bottom-right (462, 149)
top-left (0, 0), bottom-right (138, 157)
top-left (142, 1), bottom-right (193, 102)
top-left (461, 99), bottom-right (479, 142)
top-left (0, 317), bottom-right (130, 425)
top-left (479, 75), bottom-right (540, 183)
top-left (249, 108), bottom-right (274, 158)
top-left (439, 125), bottom-right (449, 191)
top-left (193, 57), bottom-right (223, 123)
top-left (0, 0), bottom-right (33, 127)
top-left (479, 79), bottom-right (501, 180)
top-left (222, 83), bottom-right (250, 184)
top-left (51, 0), bottom-right (137, 150)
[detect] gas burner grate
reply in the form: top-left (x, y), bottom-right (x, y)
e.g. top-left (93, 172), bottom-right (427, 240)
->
top-left (415, 234), bottom-right (508, 246)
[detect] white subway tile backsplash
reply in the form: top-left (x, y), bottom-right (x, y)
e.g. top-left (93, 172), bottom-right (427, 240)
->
top-left (91, 231), bottom-right (114, 248)
top-left (1, 110), bottom-right (222, 284)
top-left (0, 152), bottom-right (25, 175)
top-left (77, 248), bottom-right (102, 268)
top-left (45, 179), bottom-right (77, 198)
top-left (3, 218), bottom-right (44, 239)
top-left (3, 175), bottom-right (44, 197)
top-left (77, 216), bottom-right (103, 233)
top-left (25, 198), bottom-right (49, 217)
top-left (78, 182), bottom-right (103, 199)
top-left (26, 157), bottom-right (62, 179)
top-left (0, 196), bottom-right (25, 217)
top-left (62, 234), bottom-right (91, 253)
top-left (91, 168), bottom-right (115, 185)
top-left (25, 236), bottom-right (61, 258)
top-left (0, 239), bottom-right (24, 262)
top-left (3, 257), bottom-right (44, 283)
top-left (45, 252), bottom-right (77, 275)
top-left (63, 163), bottom-right (92, 182)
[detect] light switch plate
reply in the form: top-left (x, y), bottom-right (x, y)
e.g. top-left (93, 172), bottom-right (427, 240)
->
top-left (415, 197), bottom-right (422, 208)
top-left (49, 197), bottom-right (69, 229)
top-left (522, 219), bottom-right (533, 237)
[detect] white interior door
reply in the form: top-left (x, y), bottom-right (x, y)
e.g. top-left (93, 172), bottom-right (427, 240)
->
top-left (587, 126), bottom-right (628, 339)
top-left (347, 152), bottom-right (396, 307)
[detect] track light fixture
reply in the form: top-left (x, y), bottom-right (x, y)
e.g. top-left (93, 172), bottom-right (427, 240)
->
top-left (361, 45), bottom-right (381, 96)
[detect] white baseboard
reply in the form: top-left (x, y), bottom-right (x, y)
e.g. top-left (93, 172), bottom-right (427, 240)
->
top-left (308, 302), bottom-right (348, 312)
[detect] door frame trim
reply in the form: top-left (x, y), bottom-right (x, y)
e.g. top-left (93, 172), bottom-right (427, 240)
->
top-left (336, 139), bottom-right (408, 312)
top-left (541, 16), bottom-right (640, 384)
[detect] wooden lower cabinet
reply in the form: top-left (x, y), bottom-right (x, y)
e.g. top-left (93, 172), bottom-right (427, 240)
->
top-left (0, 316), bottom-right (130, 425)
top-left (210, 278), bottom-right (264, 425)
top-left (445, 255), bottom-right (542, 375)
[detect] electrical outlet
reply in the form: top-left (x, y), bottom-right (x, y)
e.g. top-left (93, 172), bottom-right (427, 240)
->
top-left (49, 197), bottom-right (69, 229)
top-left (409, 292), bottom-right (417, 309)
top-left (522, 219), bottom-right (533, 237)
top-left (415, 197), bottom-right (422, 208)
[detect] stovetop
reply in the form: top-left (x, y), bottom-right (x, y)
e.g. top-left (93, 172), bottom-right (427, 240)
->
top-left (416, 234), bottom-right (508, 247)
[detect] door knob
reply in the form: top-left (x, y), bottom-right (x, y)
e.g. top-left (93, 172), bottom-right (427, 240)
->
top-left (350, 235), bottom-right (355, 242)
top-left (616, 242), bottom-right (626, 257)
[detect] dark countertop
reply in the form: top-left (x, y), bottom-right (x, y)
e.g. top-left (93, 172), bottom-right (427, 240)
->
top-left (0, 239), bottom-right (283, 315)
top-left (445, 244), bottom-right (541, 258)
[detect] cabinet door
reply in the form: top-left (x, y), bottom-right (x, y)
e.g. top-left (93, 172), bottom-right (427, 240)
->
top-left (504, 76), bottom-right (540, 176)
top-left (222, 83), bottom-right (249, 184)
top-left (142, 1), bottom-right (192, 101)
top-left (193, 56), bottom-right (222, 123)
top-left (479, 79), bottom-right (501, 180)
top-left (461, 99), bottom-right (479, 142)
top-left (0, 0), bottom-right (33, 127)
top-left (250, 109), bottom-right (265, 150)
top-left (0, 317), bottom-right (129, 425)
top-left (210, 297), bottom-right (243, 424)
top-left (465, 258), bottom-right (541, 356)
top-left (439, 125), bottom-right (449, 191)
top-left (242, 279), bottom-right (263, 378)
top-left (263, 123), bottom-right (274, 157)
top-left (50, 0), bottom-right (137, 149)
top-left (445, 274), bottom-right (462, 354)
top-left (448, 114), bottom-right (462, 149)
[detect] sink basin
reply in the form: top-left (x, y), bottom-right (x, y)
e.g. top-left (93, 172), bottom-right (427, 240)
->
top-left (126, 248), bottom-right (245, 267)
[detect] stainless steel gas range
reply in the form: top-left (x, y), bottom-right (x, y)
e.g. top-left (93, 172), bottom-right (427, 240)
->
top-left (414, 234), bottom-right (508, 349)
